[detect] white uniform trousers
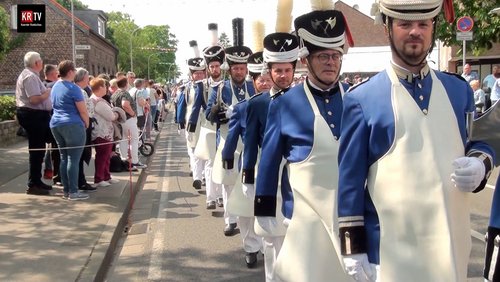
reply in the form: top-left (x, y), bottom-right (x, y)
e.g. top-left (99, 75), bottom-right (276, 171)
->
top-left (263, 236), bottom-right (284, 282)
top-left (119, 117), bottom-right (139, 164)
top-left (187, 146), bottom-right (205, 181)
top-left (205, 158), bottom-right (222, 202)
top-left (222, 184), bottom-right (237, 224)
top-left (238, 216), bottom-right (262, 253)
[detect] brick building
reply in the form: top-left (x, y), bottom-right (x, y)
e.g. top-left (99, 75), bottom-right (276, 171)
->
top-left (0, 0), bottom-right (118, 92)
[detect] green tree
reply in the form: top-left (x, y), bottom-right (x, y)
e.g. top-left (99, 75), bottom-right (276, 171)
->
top-left (436, 0), bottom-right (500, 56)
top-left (106, 12), bottom-right (178, 81)
top-left (0, 6), bottom-right (9, 60)
top-left (219, 32), bottom-right (231, 48)
top-left (56, 0), bottom-right (88, 10)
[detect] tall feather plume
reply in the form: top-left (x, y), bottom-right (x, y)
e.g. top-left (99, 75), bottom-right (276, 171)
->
top-left (252, 21), bottom-right (265, 52)
top-left (189, 40), bottom-right (200, 58)
top-left (275, 0), bottom-right (293, 32)
top-left (310, 0), bottom-right (335, 11)
top-left (208, 23), bottom-right (219, 46)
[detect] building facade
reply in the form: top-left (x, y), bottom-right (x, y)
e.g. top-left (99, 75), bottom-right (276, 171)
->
top-left (0, 0), bottom-right (118, 92)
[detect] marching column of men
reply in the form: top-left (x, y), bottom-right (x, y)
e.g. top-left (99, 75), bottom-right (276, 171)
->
top-left (175, 0), bottom-right (499, 280)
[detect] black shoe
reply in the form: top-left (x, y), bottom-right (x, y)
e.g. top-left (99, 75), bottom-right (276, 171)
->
top-left (79, 183), bottom-right (97, 192)
top-left (37, 182), bottom-right (53, 190)
top-left (53, 176), bottom-right (61, 185)
top-left (245, 251), bottom-right (258, 268)
top-left (193, 180), bottom-right (202, 190)
top-left (224, 223), bottom-right (237, 236)
top-left (26, 185), bottom-right (50, 195)
top-left (216, 197), bottom-right (224, 207)
top-left (206, 201), bottom-right (216, 210)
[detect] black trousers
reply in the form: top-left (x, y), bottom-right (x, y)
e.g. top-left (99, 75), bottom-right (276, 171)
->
top-left (16, 107), bottom-right (51, 187)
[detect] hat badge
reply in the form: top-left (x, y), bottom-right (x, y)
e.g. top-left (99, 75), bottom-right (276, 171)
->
top-left (273, 39), bottom-right (280, 46)
top-left (255, 57), bottom-right (263, 64)
top-left (285, 39), bottom-right (293, 46)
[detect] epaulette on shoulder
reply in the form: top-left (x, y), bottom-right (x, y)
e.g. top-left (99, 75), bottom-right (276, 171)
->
top-left (249, 92), bottom-right (263, 100)
top-left (442, 71), bottom-right (467, 82)
top-left (347, 78), bottom-right (370, 92)
top-left (271, 87), bottom-right (292, 99)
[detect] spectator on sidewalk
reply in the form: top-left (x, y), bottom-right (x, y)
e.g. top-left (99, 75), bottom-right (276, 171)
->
top-left (461, 63), bottom-right (478, 83)
top-left (50, 60), bottom-right (89, 201)
top-left (43, 63), bottom-right (59, 181)
top-left (89, 77), bottom-right (121, 187)
top-left (470, 79), bottom-right (486, 114)
top-left (111, 77), bottom-right (147, 170)
top-left (15, 51), bottom-right (53, 195)
top-left (74, 68), bottom-right (97, 192)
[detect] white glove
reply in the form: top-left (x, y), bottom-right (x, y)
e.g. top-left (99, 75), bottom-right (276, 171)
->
top-left (187, 132), bottom-right (194, 142)
top-left (225, 105), bottom-right (234, 119)
top-left (451, 156), bottom-right (485, 192)
top-left (177, 128), bottom-right (185, 136)
top-left (283, 218), bottom-right (291, 228)
top-left (241, 183), bottom-right (255, 198)
top-left (256, 216), bottom-right (280, 235)
top-left (343, 254), bottom-right (376, 282)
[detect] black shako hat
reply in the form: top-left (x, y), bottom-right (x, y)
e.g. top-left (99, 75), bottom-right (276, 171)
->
top-left (247, 51), bottom-right (265, 76)
top-left (263, 32), bottom-right (299, 63)
top-left (224, 46), bottom-right (252, 66)
top-left (294, 10), bottom-right (353, 57)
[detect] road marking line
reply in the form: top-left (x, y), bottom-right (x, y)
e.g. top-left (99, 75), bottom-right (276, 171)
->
top-left (147, 128), bottom-right (172, 280)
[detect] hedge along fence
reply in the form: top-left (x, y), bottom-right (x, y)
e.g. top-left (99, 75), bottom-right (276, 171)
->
top-left (0, 95), bottom-right (16, 121)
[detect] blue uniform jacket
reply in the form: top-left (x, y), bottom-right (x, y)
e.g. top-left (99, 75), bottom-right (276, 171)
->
top-left (186, 81), bottom-right (207, 132)
top-left (254, 80), bottom-right (350, 219)
top-left (205, 80), bottom-right (255, 147)
top-left (176, 91), bottom-right (186, 128)
top-left (221, 99), bottom-right (247, 170)
top-left (337, 69), bottom-right (495, 264)
top-left (242, 92), bottom-right (271, 184)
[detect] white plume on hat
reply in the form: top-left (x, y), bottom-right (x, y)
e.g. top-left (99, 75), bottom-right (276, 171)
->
top-left (276, 0), bottom-right (293, 33)
top-left (311, 0), bottom-right (335, 11)
top-left (189, 40), bottom-right (200, 58)
top-left (208, 23), bottom-right (218, 46)
top-left (252, 21), bottom-right (265, 53)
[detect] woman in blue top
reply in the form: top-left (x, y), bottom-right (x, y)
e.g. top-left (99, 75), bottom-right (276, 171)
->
top-left (50, 60), bottom-right (90, 201)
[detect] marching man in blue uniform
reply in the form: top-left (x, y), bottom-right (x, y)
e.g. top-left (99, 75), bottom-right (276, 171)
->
top-left (485, 178), bottom-right (500, 281)
top-left (243, 30), bottom-right (299, 281)
top-left (205, 17), bottom-right (256, 237)
top-left (254, 0), bottom-right (354, 280)
top-left (337, 0), bottom-right (494, 281)
top-left (221, 49), bottom-right (271, 269)
top-left (177, 41), bottom-right (207, 191)
top-left (192, 23), bottom-right (225, 210)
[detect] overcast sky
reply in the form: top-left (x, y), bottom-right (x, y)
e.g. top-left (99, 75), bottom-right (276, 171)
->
top-left (79, 0), bottom-right (372, 77)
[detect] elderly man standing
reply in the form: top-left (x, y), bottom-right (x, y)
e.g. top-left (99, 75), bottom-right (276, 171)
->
top-left (16, 51), bottom-right (53, 195)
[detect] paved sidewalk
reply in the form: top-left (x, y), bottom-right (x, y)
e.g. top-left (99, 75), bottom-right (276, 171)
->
top-left (0, 127), bottom-right (154, 281)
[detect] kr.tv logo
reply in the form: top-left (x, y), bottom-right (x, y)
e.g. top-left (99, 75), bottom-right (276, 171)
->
top-left (17, 5), bottom-right (46, 33)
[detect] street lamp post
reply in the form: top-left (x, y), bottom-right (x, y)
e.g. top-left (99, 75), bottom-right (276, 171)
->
top-left (147, 53), bottom-right (158, 80)
top-left (129, 27), bottom-right (141, 72)
top-left (70, 0), bottom-right (75, 62)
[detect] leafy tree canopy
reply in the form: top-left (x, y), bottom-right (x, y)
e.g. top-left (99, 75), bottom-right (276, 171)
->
top-left (436, 0), bottom-right (500, 56)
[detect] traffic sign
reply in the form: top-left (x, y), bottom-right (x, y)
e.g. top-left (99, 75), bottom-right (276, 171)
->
top-left (457, 16), bottom-right (474, 32)
top-left (457, 31), bottom-right (473, 41)
top-left (75, 44), bottom-right (90, 50)
top-left (75, 54), bottom-right (84, 59)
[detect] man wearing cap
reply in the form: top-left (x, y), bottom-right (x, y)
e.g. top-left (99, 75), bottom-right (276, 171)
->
top-left (220, 51), bottom-right (271, 269)
top-left (337, 1), bottom-right (494, 281)
top-left (191, 23), bottom-right (225, 210)
top-left (205, 20), bottom-right (256, 236)
top-left (238, 32), bottom-right (298, 280)
top-left (177, 43), bottom-right (207, 191)
top-left (253, 4), bottom-right (353, 281)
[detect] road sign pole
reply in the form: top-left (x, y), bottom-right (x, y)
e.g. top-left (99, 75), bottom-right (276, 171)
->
top-left (463, 40), bottom-right (466, 69)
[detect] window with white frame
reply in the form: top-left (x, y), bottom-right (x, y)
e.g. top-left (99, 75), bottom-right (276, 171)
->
top-left (97, 18), bottom-right (105, 37)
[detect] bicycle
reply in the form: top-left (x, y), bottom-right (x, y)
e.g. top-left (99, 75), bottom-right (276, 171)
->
top-left (139, 130), bottom-right (155, 157)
